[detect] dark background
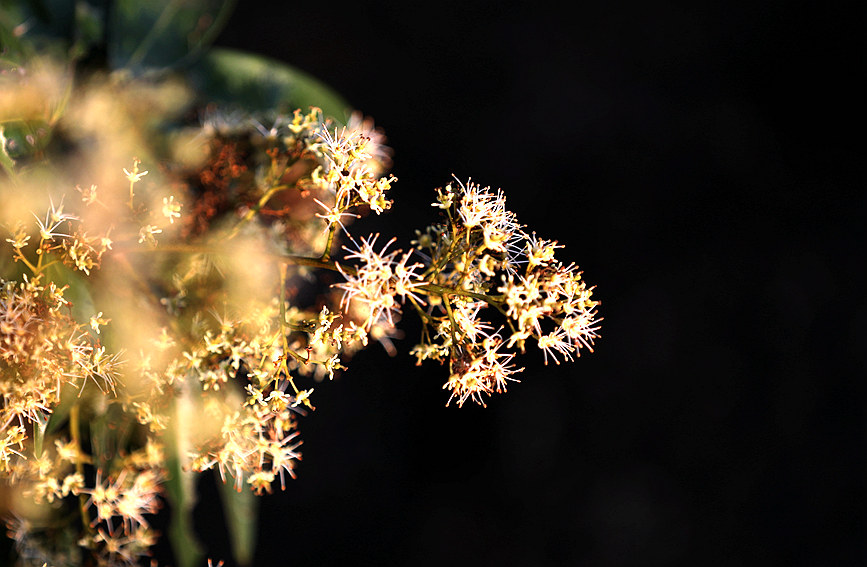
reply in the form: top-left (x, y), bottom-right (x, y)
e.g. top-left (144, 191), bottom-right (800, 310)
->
top-left (201, 2), bottom-right (863, 566)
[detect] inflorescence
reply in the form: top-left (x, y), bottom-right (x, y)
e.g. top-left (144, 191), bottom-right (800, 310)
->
top-left (1, 64), bottom-right (599, 563)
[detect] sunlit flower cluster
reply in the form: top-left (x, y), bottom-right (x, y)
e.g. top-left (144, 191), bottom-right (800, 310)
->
top-left (74, 450), bottom-right (166, 566)
top-left (317, 126), bottom-right (394, 213)
top-left (78, 468), bottom-right (163, 537)
top-left (442, 330), bottom-right (522, 407)
top-left (408, 177), bottom-right (601, 405)
top-left (189, 398), bottom-right (302, 495)
top-left (6, 437), bottom-right (83, 504)
top-left (5, 197), bottom-right (113, 276)
top-left (0, 276), bottom-right (121, 471)
top-left (131, 300), bottom-right (368, 494)
top-left (0, 53), bottom-right (599, 564)
top-left (499, 255), bottom-right (600, 361)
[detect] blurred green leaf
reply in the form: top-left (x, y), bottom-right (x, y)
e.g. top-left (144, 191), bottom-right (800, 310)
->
top-left (0, 0), bottom-right (109, 66)
top-left (41, 262), bottom-right (98, 436)
top-left (165, 397), bottom-right (204, 567)
top-left (218, 474), bottom-right (258, 567)
top-left (70, 0), bottom-right (105, 60)
top-left (32, 411), bottom-right (48, 455)
top-left (166, 457), bottom-right (203, 567)
top-left (0, 119), bottom-right (54, 162)
top-left (108, 0), bottom-right (235, 71)
top-left (44, 260), bottom-right (95, 323)
top-left (0, 127), bottom-right (16, 177)
top-left (45, 382), bottom-right (79, 435)
top-left (189, 47), bottom-right (352, 121)
top-left (12, 0), bottom-right (76, 43)
top-left (0, 7), bottom-right (28, 65)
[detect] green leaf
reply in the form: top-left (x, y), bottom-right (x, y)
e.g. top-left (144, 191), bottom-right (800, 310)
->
top-left (70, 0), bottom-right (105, 61)
top-left (32, 411), bottom-right (49, 456)
top-left (0, 127), bottom-right (16, 177)
top-left (189, 47), bottom-right (352, 122)
top-left (45, 381), bottom-right (81, 435)
top-left (166, 454), bottom-right (204, 567)
top-left (44, 260), bottom-right (96, 324)
top-left (0, 5), bottom-right (30, 65)
top-left (164, 396), bottom-right (205, 567)
top-left (217, 473), bottom-right (258, 567)
top-left (13, 0), bottom-right (76, 43)
top-left (0, 0), bottom-right (90, 62)
top-left (108, 0), bottom-right (236, 72)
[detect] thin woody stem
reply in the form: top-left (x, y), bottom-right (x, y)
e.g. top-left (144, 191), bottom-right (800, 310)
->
top-left (226, 184), bottom-right (290, 240)
top-left (14, 248), bottom-right (39, 274)
top-left (321, 223), bottom-right (338, 262)
top-left (277, 263), bottom-right (302, 395)
top-left (407, 294), bottom-right (433, 324)
top-left (416, 282), bottom-right (500, 304)
top-left (442, 294), bottom-right (459, 348)
top-left (115, 243), bottom-right (505, 306)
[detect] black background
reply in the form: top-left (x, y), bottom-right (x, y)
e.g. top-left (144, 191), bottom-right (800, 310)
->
top-left (197, 2), bottom-right (863, 566)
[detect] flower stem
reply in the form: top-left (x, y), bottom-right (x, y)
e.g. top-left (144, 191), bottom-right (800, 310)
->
top-left (226, 184), bottom-right (289, 240)
top-left (321, 223), bottom-right (338, 262)
top-left (115, 244), bottom-right (505, 312)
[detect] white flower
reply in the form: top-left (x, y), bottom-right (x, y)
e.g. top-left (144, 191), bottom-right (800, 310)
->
top-left (161, 196), bottom-right (182, 224)
top-left (313, 197), bottom-right (358, 234)
top-left (123, 166), bottom-right (148, 184)
top-left (32, 196), bottom-right (77, 241)
top-left (537, 327), bottom-right (574, 365)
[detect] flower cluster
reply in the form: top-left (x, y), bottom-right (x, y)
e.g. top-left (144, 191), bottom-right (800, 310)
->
top-left (0, 53), bottom-right (599, 564)
top-left (406, 177), bottom-right (601, 406)
top-left (335, 234), bottom-right (426, 330)
top-left (0, 151), bottom-right (178, 562)
top-left (76, 465), bottom-right (164, 564)
top-left (441, 330), bottom-right (522, 407)
top-left (4, 429), bottom-right (166, 566)
top-left (5, 197), bottom-right (114, 276)
top-left (315, 117), bottom-right (395, 216)
top-left (0, 276), bottom-right (121, 470)
top-left (499, 251), bottom-right (600, 362)
top-left (173, 304), bottom-right (312, 494)
top-left (128, 297), bottom-right (370, 495)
